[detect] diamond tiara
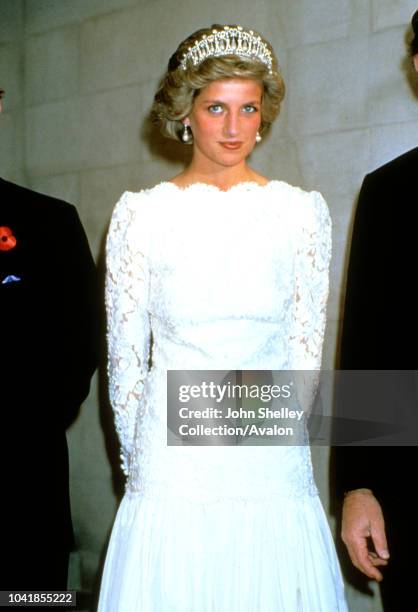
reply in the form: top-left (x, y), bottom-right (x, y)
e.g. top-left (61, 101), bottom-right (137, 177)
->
top-left (179, 25), bottom-right (274, 73)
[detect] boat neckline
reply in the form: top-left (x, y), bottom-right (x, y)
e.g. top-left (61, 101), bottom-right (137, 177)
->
top-left (157, 179), bottom-right (282, 193)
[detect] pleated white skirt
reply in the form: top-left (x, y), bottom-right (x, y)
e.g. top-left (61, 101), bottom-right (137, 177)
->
top-left (98, 490), bottom-right (347, 611)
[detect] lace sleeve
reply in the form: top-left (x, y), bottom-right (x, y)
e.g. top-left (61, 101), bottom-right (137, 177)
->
top-left (105, 192), bottom-right (151, 475)
top-left (290, 191), bottom-right (332, 411)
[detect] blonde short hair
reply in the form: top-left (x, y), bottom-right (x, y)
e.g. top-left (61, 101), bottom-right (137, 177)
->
top-left (151, 25), bottom-right (285, 144)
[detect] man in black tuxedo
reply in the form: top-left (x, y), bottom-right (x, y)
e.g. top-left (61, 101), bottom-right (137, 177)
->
top-left (0, 88), bottom-right (99, 590)
top-left (334, 11), bottom-right (418, 611)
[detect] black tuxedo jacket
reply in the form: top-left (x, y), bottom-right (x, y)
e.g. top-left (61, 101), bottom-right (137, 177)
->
top-left (0, 178), bottom-right (99, 561)
top-left (334, 148), bottom-right (418, 507)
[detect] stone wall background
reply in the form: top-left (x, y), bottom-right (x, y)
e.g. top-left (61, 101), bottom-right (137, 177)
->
top-left (2, 1), bottom-right (418, 609)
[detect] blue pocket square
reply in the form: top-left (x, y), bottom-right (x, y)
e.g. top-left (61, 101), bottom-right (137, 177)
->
top-left (2, 274), bottom-right (22, 285)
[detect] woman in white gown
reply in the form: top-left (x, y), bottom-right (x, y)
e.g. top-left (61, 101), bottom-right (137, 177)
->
top-left (99, 24), bottom-right (347, 611)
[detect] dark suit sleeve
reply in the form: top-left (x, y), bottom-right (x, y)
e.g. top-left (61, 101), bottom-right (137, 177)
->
top-left (333, 158), bottom-right (418, 509)
top-left (50, 204), bottom-right (99, 427)
top-left (334, 174), bottom-right (384, 496)
top-left (340, 175), bottom-right (378, 367)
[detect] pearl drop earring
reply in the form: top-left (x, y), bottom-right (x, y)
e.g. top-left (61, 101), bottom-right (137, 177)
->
top-left (181, 124), bottom-right (192, 143)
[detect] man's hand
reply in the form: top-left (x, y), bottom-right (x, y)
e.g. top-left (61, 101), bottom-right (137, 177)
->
top-left (341, 488), bottom-right (390, 581)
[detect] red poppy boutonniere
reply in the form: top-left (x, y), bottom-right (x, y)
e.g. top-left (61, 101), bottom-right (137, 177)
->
top-left (0, 226), bottom-right (17, 251)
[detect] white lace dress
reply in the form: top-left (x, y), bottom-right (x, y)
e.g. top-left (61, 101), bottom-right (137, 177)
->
top-left (98, 181), bottom-right (347, 611)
